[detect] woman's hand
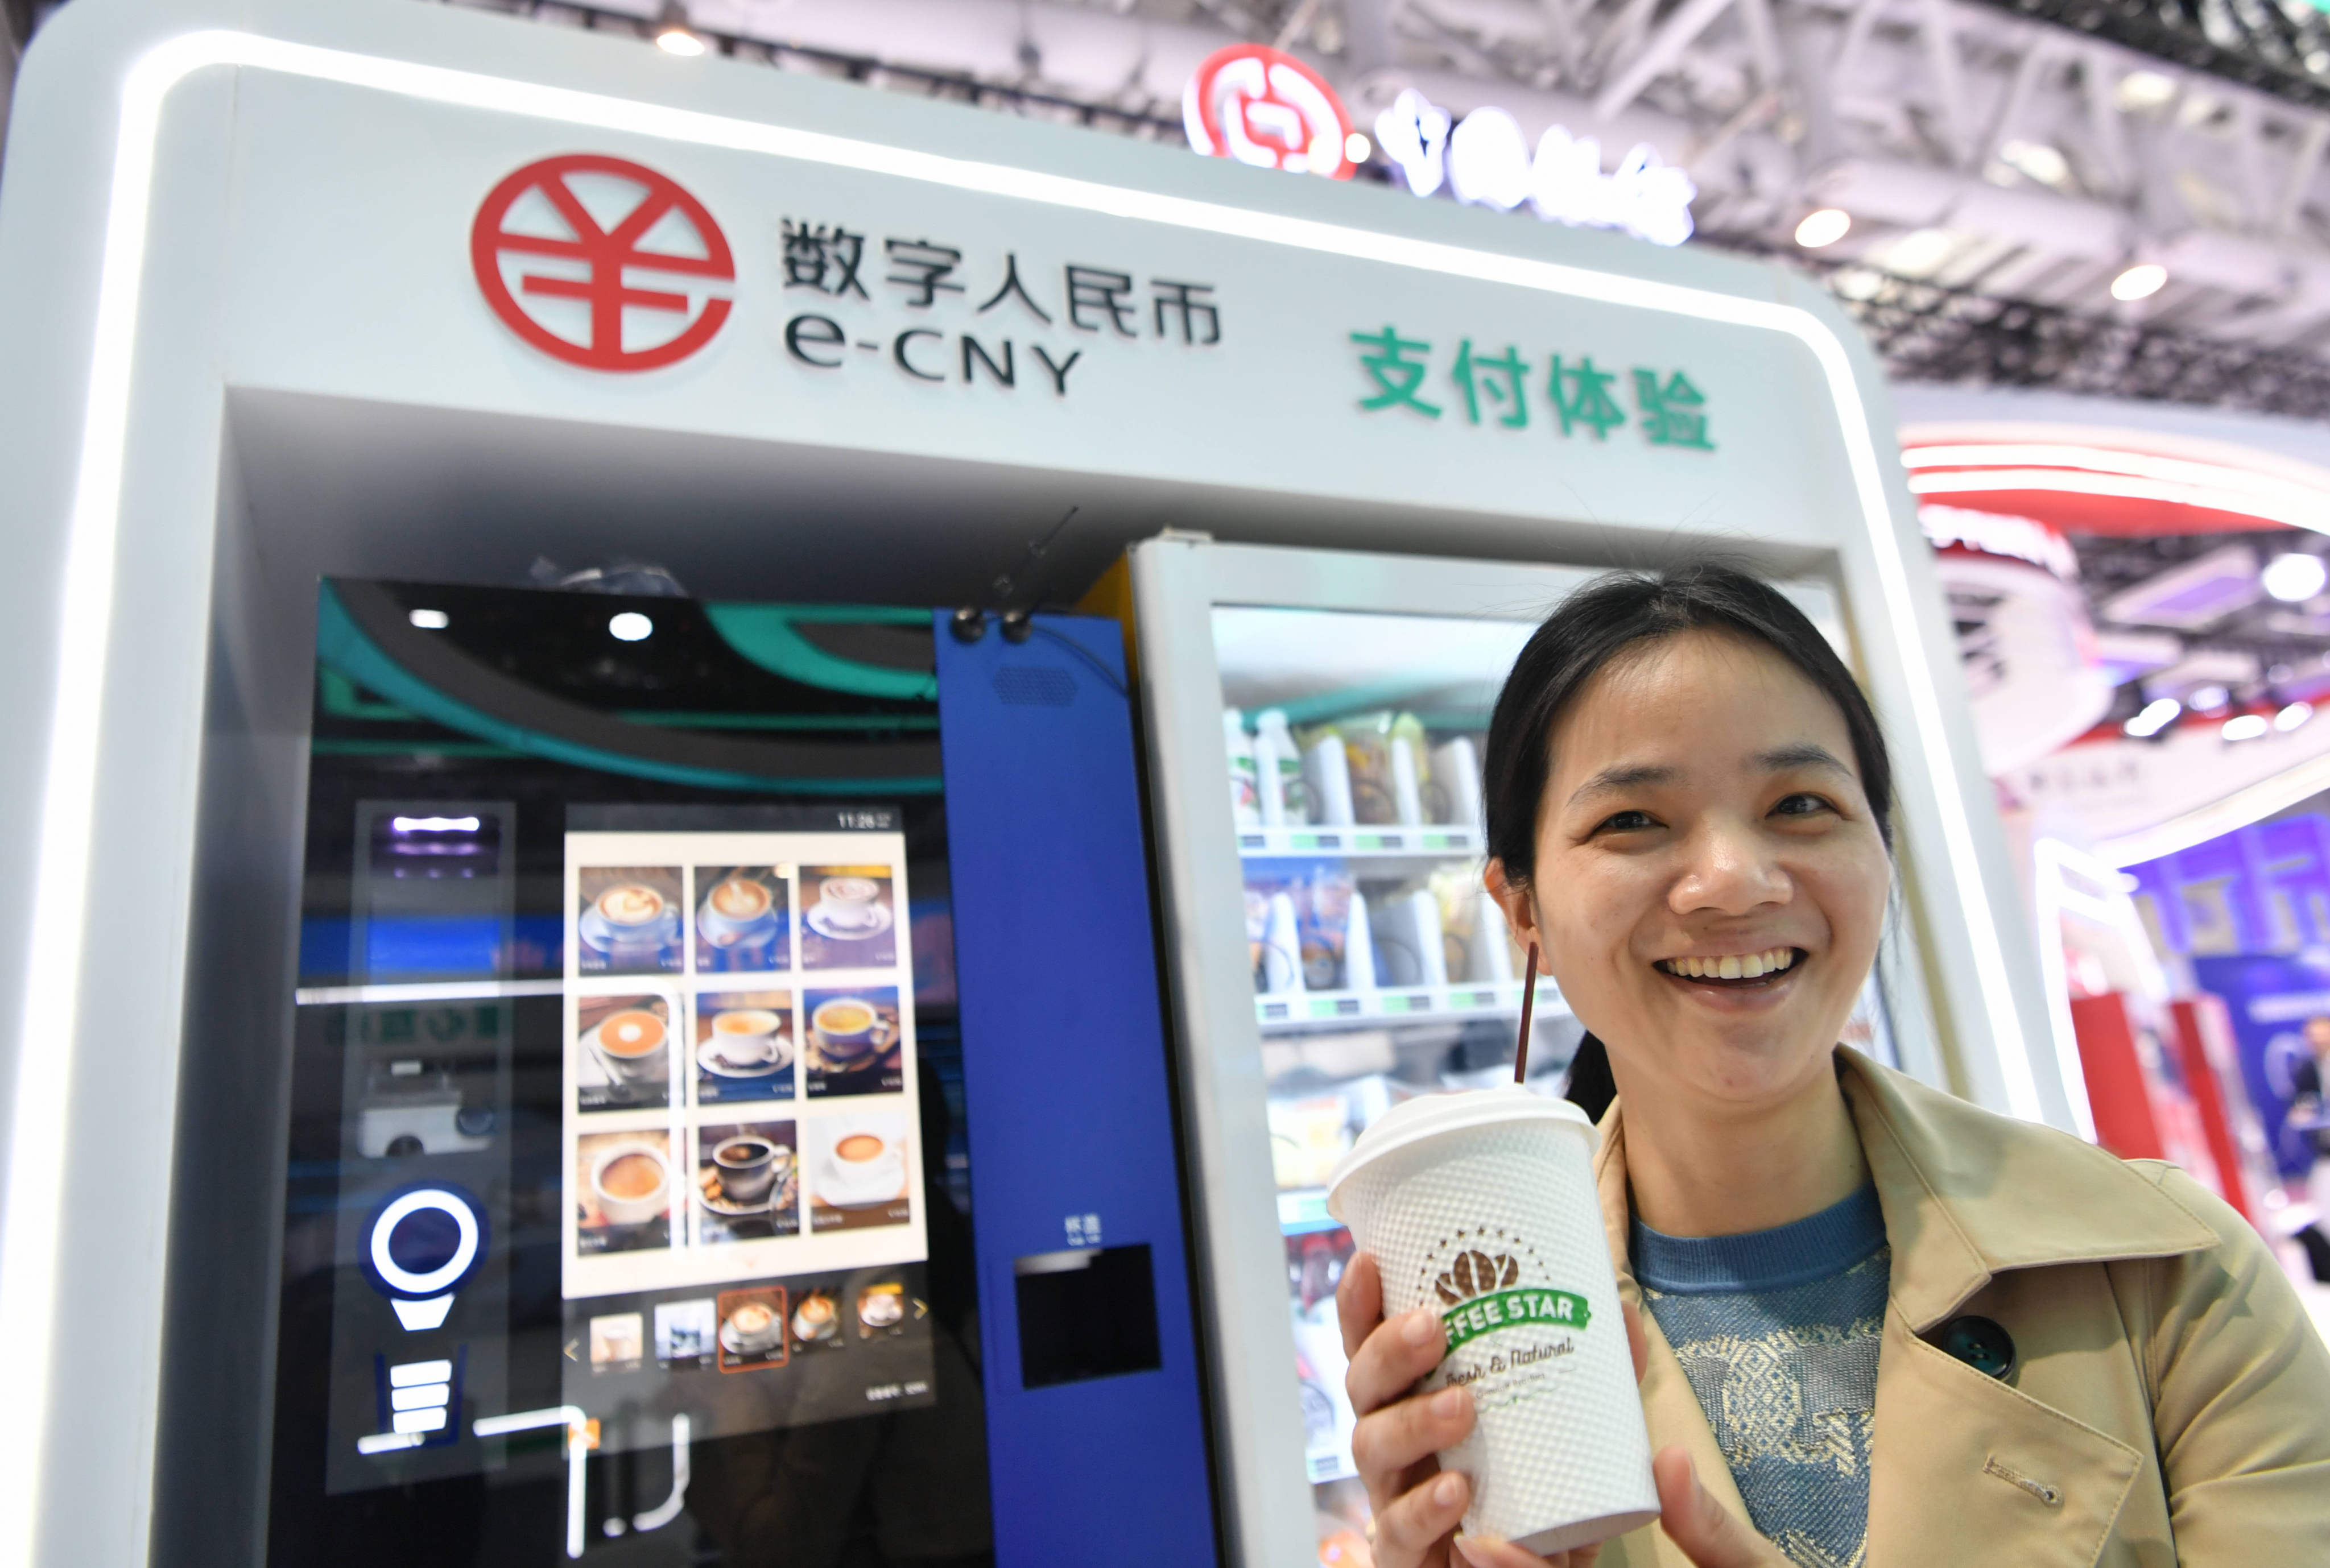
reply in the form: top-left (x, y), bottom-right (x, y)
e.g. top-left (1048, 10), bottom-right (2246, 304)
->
top-left (1336, 1251), bottom-right (1791, 1568)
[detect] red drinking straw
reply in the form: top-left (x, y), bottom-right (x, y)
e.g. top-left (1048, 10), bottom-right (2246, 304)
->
top-left (1514, 942), bottom-right (1539, 1084)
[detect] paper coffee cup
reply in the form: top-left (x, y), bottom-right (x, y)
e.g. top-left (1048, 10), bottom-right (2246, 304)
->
top-left (1327, 1087), bottom-right (1656, 1555)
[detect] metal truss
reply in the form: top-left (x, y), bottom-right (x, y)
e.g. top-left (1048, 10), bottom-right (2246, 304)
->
top-left (1798, 252), bottom-right (2330, 414)
top-left (1970, 0), bottom-right (2330, 116)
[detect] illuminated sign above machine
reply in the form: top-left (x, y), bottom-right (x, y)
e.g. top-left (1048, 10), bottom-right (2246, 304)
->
top-left (1182, 43), bottom-right (1357, 180)
top-left (1375, 89), bottom-right (1697, 247)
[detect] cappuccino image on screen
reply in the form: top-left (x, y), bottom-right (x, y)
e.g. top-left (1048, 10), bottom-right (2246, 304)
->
top-left (800, 865), bottom-right (896, 970)
top-left (598, 884), bottom-right (664, 924)
top-left (577, 867), bottom-right (683, 975)
top-left (807, 1113), bottom-right (911, 1231)
top-left (576, 994), bottom-right (674, 1112)
top-left (803, 987), bottom-right (902, 1099)
top-left (694, 865), bottom-right (790, 974)
top-left (712, 879), bottom-right (770, 919)
top-left (717, 1286), bottom-right (790, 1372)
top-left (693, 991), bottom-right (796, 1103)
top-left (694, 1119), bottom-right (800, 1241)
top-left (576, 1130), bottom-right (675, 1254)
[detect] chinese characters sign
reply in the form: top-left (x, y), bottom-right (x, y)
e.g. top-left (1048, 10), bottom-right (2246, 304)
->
top-left (779, 224), bottom-right (1221, 398)
top-left (470, 152), bottom-right (1223, 396)
top-left (1350, 326), bottom-right (1712, 449)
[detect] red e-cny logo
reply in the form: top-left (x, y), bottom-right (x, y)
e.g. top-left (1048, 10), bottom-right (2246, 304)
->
top-left (470, 154), bottom-right (735, 372)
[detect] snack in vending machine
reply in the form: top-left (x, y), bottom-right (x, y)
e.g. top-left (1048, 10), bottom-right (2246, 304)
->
top-left (1246, 884), bottom-right (1271, 992)
top-left (1262, 890), bottom-right (1305, 995)
top-left (1299, 863), bottom-right (1357, 991)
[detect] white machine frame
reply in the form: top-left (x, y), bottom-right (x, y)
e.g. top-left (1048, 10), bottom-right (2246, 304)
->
top-left (0, 2), bottom-right (2062, 1562)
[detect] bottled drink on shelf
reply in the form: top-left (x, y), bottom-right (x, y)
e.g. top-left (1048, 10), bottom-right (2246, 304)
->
top-left (1224, 708), bottom-right (1261, 829)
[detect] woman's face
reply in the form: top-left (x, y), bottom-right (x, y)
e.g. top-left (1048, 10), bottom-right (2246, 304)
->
top-left (1495, 630), bottom-right (1890, 1111)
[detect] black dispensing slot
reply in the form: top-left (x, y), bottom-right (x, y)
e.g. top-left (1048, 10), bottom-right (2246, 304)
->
top-left (1013, 1244), bottom-right (1162, 1390)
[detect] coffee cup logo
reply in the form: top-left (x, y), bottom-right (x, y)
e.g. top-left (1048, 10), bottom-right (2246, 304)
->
top-left (1427, 1233), bottom-right (1591, 1357)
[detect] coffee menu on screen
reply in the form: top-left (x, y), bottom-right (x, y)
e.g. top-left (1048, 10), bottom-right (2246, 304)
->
top-left (562, 830), bottom-right (928, 1301)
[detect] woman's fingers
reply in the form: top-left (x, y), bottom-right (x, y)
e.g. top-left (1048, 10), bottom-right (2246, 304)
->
top-left (1373, 1469), bottom-right (1472, 1567)
top-left (1448, 1533), bottom-right (1582, 1568)
top-left (1346, 1307), bottom-right (1450, 1414)
top-left (1337, 1250), bottom-right (1383, 1363)
top-left (1652, 1448), bottom-right (1788, 1567)
top-left (1352, 1383), bottom-right (1476, 1479)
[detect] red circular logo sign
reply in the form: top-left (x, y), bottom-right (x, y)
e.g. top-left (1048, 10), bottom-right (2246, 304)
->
top-left (1181, 44), bottom-right (1355, 180)
top-left (470, 154), bottom-right (735, 372)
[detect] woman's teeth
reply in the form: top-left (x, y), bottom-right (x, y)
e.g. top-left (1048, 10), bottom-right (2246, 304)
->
top-left (1656, 948), bottom-right (1798, 980)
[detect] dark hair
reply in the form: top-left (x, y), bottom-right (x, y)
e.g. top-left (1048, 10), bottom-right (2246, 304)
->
top-left (1482, 565), bottom-right (1895, 1123)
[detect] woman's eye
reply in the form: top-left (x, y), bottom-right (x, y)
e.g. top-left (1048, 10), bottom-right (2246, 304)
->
top-left (1594, 809), bottom-right (1660, 834)
top-left (1772, 793), bottom-right (1833, 819)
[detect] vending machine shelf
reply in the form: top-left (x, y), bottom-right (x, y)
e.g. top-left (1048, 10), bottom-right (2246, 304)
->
top-left (1254, 981), bottom-right (1564, 1033)
top-left (1236, 825), bottom-right (1481, 860)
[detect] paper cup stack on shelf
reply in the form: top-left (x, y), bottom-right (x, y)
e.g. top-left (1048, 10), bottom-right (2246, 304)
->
top-left (1327, 1088), bottom-right (1657, 1555)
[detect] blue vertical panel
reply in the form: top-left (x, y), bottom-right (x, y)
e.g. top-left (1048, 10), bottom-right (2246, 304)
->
top-left (935, 611), bottom-right (1218, 1568)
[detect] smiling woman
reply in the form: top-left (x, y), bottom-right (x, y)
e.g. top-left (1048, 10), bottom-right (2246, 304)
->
top-left (1334, 565), bottom-right (2330, 1568)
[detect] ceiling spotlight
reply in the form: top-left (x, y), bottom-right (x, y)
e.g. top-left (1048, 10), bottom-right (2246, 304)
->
top-left (2124, 696), bottom-right (2181, 738)
top-left (2277, 701), bottom-right (2314, 733)
top-left (655, 2), bottom-right (707, 55)
top-left (2262, 552), bottom-right (2328, 603)
top-left (1794, 208), bottom-right (1851, 249)
top-left (2110, 262), bottom-right (2168, 302)
top-left (2222, 713), bottom-right (2270, 741)
top-left (608, 612), bottom-right (654, 642)
top-left (1344, 131), bottom-right (1373, 163)
top-left (408, 608), bottom-right (449, 630)
top-left (2116, 69), bottom-right (2179, 111)
top-left (2187, 684), bottom-right (2230, 713)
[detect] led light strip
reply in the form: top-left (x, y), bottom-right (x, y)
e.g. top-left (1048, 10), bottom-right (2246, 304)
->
top-left (2096, 746), bottom-right (2330, 867)
top-left (1908, 467), bottom-right (2330, 532)
top-left (0, 27), bottom-right (2047, 1555)
top-left (1901, 441), bottom-right (2330, 508)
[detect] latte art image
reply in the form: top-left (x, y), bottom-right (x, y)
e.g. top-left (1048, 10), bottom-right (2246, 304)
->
top-left (712, 878), bottom-right (770, 919)
top-left (578, 867), bottom-right (683, 975)
top-left (599, 883), bottom-right (664, 925)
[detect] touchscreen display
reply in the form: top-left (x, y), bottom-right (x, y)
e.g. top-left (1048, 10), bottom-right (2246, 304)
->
top-left (558, 828), bottom-right (935, 1447)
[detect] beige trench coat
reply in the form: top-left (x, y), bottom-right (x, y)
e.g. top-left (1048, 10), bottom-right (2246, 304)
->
top-left (1593, 1048), bottom-right (2330, 1566)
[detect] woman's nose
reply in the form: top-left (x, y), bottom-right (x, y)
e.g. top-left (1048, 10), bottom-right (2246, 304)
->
top-left (1670, 818), bottom-right (1789, 915)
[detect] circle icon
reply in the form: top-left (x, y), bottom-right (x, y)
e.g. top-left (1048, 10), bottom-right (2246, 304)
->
top-left (470, 153), bottom-right (736, 372)
top-left (1182, 45), bottom-right (1356, 180)
top-left (366, 1186), bottom-right (486, 1298)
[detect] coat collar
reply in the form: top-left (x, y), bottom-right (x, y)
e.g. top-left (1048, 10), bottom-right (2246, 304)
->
top-left (1592, 1046), bottom-right (2219, 1330)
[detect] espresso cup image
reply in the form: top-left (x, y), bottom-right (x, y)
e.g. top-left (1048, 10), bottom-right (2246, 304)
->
top-left (1327, 1087), bottom-right (1656, 1555)
top-left (592, 1008), bottom-right (670, 1084)
top-left (815, 876), bottom-right (883, 928)
top-left (794, 1292), bottom-right (837, 1340)
top-left (590, 1144), bottom-right (671, 1226)
top-left (708, 1008), bottom-right (782, 1065)
top-left (712, 1136), bottom-right (779, 1202)
top-left (818, 1127), bottom-right (907, 1206)
top-left (811, 998), bottom-right (896, 1062)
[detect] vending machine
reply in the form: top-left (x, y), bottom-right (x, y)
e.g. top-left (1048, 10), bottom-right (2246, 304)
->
top-left (1115, 537), bottom-right (1927, 1566)
top-left (261, 578), bottom-right (1213, 1565)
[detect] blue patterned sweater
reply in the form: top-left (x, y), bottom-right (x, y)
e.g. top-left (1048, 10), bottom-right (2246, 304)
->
top-left (1631, 1186), bottom-right (1889, 1568)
